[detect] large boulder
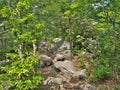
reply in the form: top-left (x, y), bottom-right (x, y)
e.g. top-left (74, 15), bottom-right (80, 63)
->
top-left (38, 55), bottom-right (53, 68)
top-left (53, 60), bottom-right (76, 75)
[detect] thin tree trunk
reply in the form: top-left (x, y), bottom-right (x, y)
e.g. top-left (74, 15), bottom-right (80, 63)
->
top-left (1, 26), bottom-right (6, 60)
top-left (18, 44), bottom-right (22, 59)
top-left (68, 17), bottom-right (73, 59)
top-left (33, 43), bottom-right (37, 54)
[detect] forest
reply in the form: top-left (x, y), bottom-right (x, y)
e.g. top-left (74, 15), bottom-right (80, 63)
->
top-left (0, 0), bottom-right (120, 90)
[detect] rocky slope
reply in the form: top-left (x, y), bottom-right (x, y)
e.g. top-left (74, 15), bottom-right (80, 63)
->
top-left (37, 38), bottom-right (96, 90)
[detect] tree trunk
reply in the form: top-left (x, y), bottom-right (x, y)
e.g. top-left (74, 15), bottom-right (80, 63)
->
top-left (18, 44), bottom-right (22, 59)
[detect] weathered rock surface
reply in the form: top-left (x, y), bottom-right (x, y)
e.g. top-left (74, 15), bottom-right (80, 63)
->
top-left (43, 76), bottom-right (67, 85)
top-left (48, 66), bottom-right (60, 77)
top-left (54, 60), bottom-right (76, 75)
top-left (38, 55), bottom-right (53, 68)
top-left (54, 54), bottom-right (65, 62)
top-left (57, 41), bottom-right (70, 52)
top-left (72, 69), bottom-right (87, 81)
top-left (60, 50), bottom-right (72, 59)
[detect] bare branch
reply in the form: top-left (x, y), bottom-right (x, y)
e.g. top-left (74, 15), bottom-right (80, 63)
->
top-left (0, 29), bottom-right (10, 34)
top-left (0, 23), bottom-right (4, 27)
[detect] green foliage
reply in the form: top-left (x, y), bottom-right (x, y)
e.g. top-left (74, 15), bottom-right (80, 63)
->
top-left (0, 54), bottom-right (42, 90)
top-left (0, 0), bottom-right (42, 89)
top-left (89, 58), bottom-right (111, 82)
top-left (78, 57), bottom-right (85, 68)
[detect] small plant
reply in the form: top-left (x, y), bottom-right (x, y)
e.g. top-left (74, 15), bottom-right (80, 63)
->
top-left (78, 57), bottom-right (85, 68)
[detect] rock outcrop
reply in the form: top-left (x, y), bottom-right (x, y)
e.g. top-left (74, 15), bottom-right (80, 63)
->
top-left (37, 38), bottom-right (96, 90)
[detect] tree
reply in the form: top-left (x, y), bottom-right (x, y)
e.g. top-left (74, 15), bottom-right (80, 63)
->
top-left (0, 0), bottom-right (42, 89)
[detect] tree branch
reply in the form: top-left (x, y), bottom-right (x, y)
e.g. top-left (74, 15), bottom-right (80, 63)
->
top-left (0, 23), bottom-right (4, 27)
top-left (0, 29), bottom-right (10, 34)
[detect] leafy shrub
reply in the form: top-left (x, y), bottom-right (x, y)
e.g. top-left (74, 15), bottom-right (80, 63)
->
top-left (0, 53), bottom-right (42, 90)
top-left (89, 58), bottom-right (111, 82)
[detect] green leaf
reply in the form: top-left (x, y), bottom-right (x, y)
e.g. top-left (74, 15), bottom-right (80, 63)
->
top-left (0, 6), bottom-right (11, 17)
top-left (70, 2), bottom-right (80, 9)
top-left (64, 10), bottom-right (71, 15)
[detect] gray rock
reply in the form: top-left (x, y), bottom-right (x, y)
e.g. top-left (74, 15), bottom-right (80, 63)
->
top-left (60, 50), bottom-right (72, 59)
top-left (48, 44), bottom-right (55, 54)
top-left (49, 66), bottom-right (60, 77)
top-left (80, 83), bottom-right (96, 90)
top-left (58, 41), bottom-right (70, 52)
top-left (72, 69), bottom-right (87, 80)
top-left (43, 77), bottom-right (61, 90)
top-left (43, 77), bottom-right (53, 85)
top-left (43, 76), bottom-right (67, 85)
top-left (38, 55), bottom-right (53, 67)
top-left (53, 38), bottom-right (71, 52)
top-left (86, 84), bottom-right (96, 90)
top-left (54, 54), bottom-right (65, 62)
top-left (53, 38), bottom-right (63, 44)
top-left (54, 60), bottom-right (76, 75)
top-left (53, 38), bottom-right (64, 52)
